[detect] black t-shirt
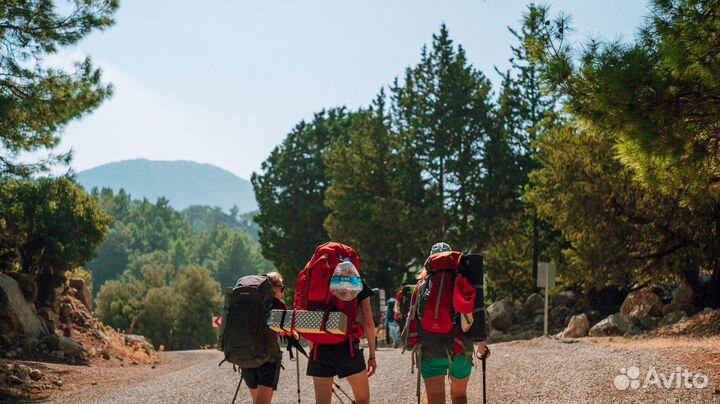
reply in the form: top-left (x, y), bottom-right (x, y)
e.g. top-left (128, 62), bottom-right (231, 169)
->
top-left (357, 280), bottom-right (373, 302)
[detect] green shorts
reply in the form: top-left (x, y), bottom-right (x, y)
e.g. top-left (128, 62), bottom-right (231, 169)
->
top-left (420, 354), bottom-right (473, 380)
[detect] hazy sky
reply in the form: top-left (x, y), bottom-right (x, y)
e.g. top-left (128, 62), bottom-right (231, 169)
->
top-left (50, 0), bottom-right (650, 180)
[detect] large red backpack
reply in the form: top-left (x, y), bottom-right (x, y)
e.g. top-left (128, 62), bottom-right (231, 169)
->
top-left (417, 251), bottom-right (464, 333)
top-left (293, 242), bottom-right (364, 347)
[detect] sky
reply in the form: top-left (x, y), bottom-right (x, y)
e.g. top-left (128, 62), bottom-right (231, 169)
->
top-left (49, 0), bottom-right (650, 181)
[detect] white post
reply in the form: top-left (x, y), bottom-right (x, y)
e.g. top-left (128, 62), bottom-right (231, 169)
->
top-left (544, 267), bottom-right (549, 337)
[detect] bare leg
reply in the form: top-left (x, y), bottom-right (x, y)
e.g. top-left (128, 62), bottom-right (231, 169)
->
top-left (424, 375), bottom-right (446, 404)
top-left (249, 388), bottom-right (257, 403)
top-left (449, 376), bottom-right (469, 404)
top-left (254, 386), bottom-right (274, 404)
top-left (313, 376), bottom-right (334, 404)
top-left (345, 370), bottom-right (371, 404)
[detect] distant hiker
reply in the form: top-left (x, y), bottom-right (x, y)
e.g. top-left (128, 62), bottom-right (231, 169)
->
top-left (294, 242), bottom-right (377, 404)
top-left (402, 242), bottom-right (490, 404)
top-left (219, 272), bottom-right (287, 404)
top-left (385, 296), bottom-right (399, 346)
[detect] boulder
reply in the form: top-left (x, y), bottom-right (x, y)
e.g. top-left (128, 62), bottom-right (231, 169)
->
top-left (550, 305), bottom-right (570, 326)
top-left (29, 368), bottom-right (42, 381)
top-left (20, 337), bottom-right (39, 354)
top-left (44, 335), bottom-right (86, 358)
top-left (620, 288), bottom-right (663, 319)
top-left (0, 274), bottom-right (50, 338)
top-left (552, 290), bottom-right (578, 307)
top-left (487, 299), bottom-right (514, 332)
top-left (69, 278), bottom-right (92, 311)
top-left (125, 334), bottom-right (154, 354)
top-left (639, 316), bottom-right (659, 330)
top-left (524, 293), bottom-right (544, 315)
top-left (559, 314), bottom-right (589, 338)
top-left (589, 314), bottom-right (639, 337)
top-left (672, 278), bottom-right (694, 307)
top-left (662, 302), bottom-right (694, 318)
top-left (658, 311), bottom-right (687, 328)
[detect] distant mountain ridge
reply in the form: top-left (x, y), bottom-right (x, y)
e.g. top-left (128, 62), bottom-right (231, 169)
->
top-left (76, 159), bottom-right (257, 213)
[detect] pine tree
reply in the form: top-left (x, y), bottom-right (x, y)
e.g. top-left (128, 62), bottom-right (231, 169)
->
top-left (0, 0), bottom-right (118, 177)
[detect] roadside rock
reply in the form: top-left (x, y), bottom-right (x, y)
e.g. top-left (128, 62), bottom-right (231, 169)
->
top-left (29, 368), bottom-right (42, 381)
top-left (552, 290), bottom-right (578, 307)
top-left (44, 334), bottom-right (86, 358)
top-left (559, 314), bottom-right (589, 338)
top-left (662, 301), bottom-right (694, 316)
top-left (589, 314), bottom-right (639, 337)
top-left (487, 299), bottom-right (514, 332)
top-left (659, 311), bottom-right (687, 327)
top-left (125, 334), bottom-right (154, 354)
top-left (69, 278), bottom-right (93, 311)
top-left (672, 278), bottom-right (694, 307)
top-left (524, 293), bottom-right (544, 315)
top-left (620, 288), bottom-right (663, 319)
top-left (0, 274), bottom-right (50, 338)
top-left (20, 336), bottom-right (39, 354)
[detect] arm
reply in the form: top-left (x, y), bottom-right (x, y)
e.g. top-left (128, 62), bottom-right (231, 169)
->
top-left (360, 298), bottom-right (377, 377)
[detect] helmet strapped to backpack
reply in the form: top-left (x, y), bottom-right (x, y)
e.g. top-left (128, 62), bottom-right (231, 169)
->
top-left (220, 274), bottom-right (280, 367)
top-left (293, 242), bottom-right (364, 347)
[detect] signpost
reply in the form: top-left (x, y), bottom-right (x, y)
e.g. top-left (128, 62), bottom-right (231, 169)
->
top-left (537, 262), bottom-right (556, 336)
top-left (212, 315), bottom-right (222, 329)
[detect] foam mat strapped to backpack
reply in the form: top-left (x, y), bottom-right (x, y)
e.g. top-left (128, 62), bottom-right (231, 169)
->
top-left (267, 310), bottom-right (348, 335)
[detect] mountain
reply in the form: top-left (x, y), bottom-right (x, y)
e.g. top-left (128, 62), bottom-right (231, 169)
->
top-left (76, 159), bottom-right (257, 213)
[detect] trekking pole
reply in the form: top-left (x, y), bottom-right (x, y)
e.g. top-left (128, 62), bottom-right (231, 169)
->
top-left (231, 372), bottom-right (243, 404)
top-left (333, 381), bottom-right (357, 404)
top-left (296, 349), bottom-right (301, 404)
top-left (481, 356), bottom-right (487, 404)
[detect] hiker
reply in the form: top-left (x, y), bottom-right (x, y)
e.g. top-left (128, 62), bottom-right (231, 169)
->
top-left (404, 242), bottom-right (491, 404)
top-left (219, 272), bottom-right (287, 404)
top-left (240, 272), bottom-right (287, 404)
top-left (385, 296), bottom-right (399, 346)
top-left (294, 242), bottom-right (377, 404)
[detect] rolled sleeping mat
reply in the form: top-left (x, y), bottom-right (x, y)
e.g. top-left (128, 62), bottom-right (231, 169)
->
top-left (460, 253), bottom-right (486, 341)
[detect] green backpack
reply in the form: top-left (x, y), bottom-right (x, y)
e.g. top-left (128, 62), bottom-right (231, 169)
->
top-left (219, 274), bottom-right (280, 367)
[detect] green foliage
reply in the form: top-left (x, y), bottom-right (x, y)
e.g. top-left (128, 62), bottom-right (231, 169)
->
top-left (251, 109), bottom-right (352, 287)
top-left (389, 24), bottom-right (508, 251)
top-left (324, 94), bottom-right (419, 290)
top-left (205, 228), bottom-right (271, 288)
top-left (95, 264), bottom-right (222, 350)
top-left (0, 0), bottom-right (118, 177)
top-left (525, 0), bottom-right (720, 205)
top-left (182, 205), bottom-right (260, 240)
top-left (527, 122), bottom-right (708, 290)
top-left (0, 177), bottom-right (110, 303)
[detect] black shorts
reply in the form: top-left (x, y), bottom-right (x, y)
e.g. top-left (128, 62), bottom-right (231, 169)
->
top-left (242, 360), bottom-right (281, 390)
top-left (306, 340), bottom-right (366, 379)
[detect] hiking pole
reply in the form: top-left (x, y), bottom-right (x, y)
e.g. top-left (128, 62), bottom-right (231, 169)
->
top-left (333, 382), bottom-right (357, 404)
top-left (481, 356), bottom-right (487, 404)
top-left (231, 372), bottom-right (244, 404)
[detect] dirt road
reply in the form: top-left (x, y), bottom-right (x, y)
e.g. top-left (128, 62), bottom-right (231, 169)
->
top-left (42, 337), bottom-right (719, 404)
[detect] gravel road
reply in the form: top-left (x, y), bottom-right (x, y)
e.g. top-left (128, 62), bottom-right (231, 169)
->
top-left (44, 338), bottom-right (719, 404)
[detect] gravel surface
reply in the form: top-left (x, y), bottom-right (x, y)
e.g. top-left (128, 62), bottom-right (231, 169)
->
top-left (41, 338), bottom-right (719, 404)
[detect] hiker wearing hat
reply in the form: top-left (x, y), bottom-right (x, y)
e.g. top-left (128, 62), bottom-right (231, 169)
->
top-left (402, 242), bottom-right (490, 404)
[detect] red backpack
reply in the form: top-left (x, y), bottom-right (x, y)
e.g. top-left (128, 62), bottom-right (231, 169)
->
top-left (402, 251), bottom-right (474, 354)
top-left (417, 251), bottom-right (464, 333)
top-left (293, 242), bottom-right (364, 348)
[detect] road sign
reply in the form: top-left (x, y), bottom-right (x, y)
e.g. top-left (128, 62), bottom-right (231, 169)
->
top-left (537, 262), bottom-right (556, 288)
top-left (212, 315), bottom-right (222, 328)
top-left (537, 262), bottom-right (556, 336)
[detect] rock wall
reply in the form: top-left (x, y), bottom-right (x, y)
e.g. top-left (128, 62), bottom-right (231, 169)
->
top-left (0, 274), bottom-right (49, 339)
